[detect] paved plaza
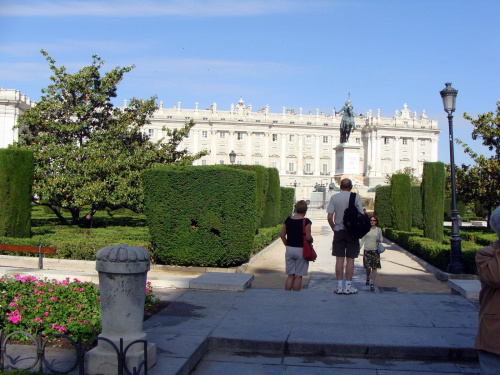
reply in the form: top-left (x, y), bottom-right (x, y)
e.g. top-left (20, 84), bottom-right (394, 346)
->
top-left (0, 216), bottom-right (482, 374)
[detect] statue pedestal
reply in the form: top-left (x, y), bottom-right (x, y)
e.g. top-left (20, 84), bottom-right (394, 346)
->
top-left (335, 143), bottom-right (361, 176)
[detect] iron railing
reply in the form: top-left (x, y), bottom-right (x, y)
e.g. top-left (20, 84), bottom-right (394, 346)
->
top-left (0, 329), bottom-right (148, 375)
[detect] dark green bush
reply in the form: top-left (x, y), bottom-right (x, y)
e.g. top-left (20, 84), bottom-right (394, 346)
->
top-left (0, 148), bottom-right (34, 238)
top-left (280, 187), bottom-right (295, 223)
top-left (374, 185), bottom-right (391, 228)
top-left (390, 174), bottom-right (412, 231)
top-left (411, 185), bottom-right (423, 228)
top-left (422, 162), bottom-right (445, 243)
top-left (261, 168), bottom-right (281, 228)
top-left (252, 225), bottom-right (282, 255)
top-left (142, 166), bottom-right (257, 267)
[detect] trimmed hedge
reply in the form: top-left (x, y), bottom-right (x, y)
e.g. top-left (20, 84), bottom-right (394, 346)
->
top-left (0, 148), bottom-right (34, 238)
top-left (142, 166), bottom-right (258, 267)
top-left (228, 165), bottom-right (269, 230)
top-left (252, 225), bottom-right (282, 255)
top-left (261, 168), bottom-right (281, 228)
top-left (390, 174), bottom-right (412, 231)
top-left (280, 187), bottom-right (295, 223)
top-left (422, 162), bottom-right (445, 243)
top-left (411, 185), bottom-right (423, 228)
top-left (374, 185), bottom-right (391, 228)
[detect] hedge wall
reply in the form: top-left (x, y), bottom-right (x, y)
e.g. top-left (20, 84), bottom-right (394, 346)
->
top-left (390, 174), bottom-right (412, 231)
top-left (142, 166), bottom-right (257, 267)
top-left (374, 185), bottom-right (391, 228)
top-left (0, 148), bottom-right (34, 238)
top-left (411, 185), bottom-right (423, 228)
top-left (422, 162), bottom-right (445, 243)
top-left (228, 165), bottom-right (269, 230)
top-left (280, 187), bottom-right (295, 223)
top-left (261, 168), bottom-right (281, 228)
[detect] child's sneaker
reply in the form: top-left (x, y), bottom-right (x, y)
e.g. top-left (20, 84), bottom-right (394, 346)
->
top-left (344, 285), bottom-right (358, 295)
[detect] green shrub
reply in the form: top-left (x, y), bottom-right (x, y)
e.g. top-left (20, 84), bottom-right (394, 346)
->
top-left (280, 187), bottom-right (295, 223)
top-left (422, 162), bottom-right (445, 242)
top-left (0, 148), bottom-right (34, 238)
top-left (142, 166), bottom-right (257, 267)
top-left (390, 174), bottom-right (412, 231)
top-left (374, 185), bottom-right (391, 228)
top-left (252, 225), bottom-right (282, 255)
top-left (411, 185), bottom-right (423, 228)
top-left (261, 168), bottom-right (281, 228)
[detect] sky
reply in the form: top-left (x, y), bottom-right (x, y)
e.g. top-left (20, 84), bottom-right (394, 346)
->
top-left (1, 0), bottom-right (498, 166)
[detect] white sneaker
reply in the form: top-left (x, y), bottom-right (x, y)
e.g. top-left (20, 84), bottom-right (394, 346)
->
top-left (334, 286), bottom-right (344, 294)
top-left (344, 286), bottom-right (358, 295)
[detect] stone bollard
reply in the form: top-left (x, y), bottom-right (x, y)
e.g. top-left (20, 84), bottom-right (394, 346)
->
top-left (85, 244), bottom-right (156, 375)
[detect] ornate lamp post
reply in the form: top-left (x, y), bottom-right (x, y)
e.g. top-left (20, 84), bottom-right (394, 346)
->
top-left (440, 82), bottom-right (465, 274)
top-left (229, 150), bottom-right (236, 164)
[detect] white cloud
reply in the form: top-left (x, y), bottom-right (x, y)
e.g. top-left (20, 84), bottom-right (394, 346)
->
top-left (0, 0), bottom-right (334, 18)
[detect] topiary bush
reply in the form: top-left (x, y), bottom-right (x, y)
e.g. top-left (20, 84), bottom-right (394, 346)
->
top-left (280, 187), bottom-right (295, 223)
top-left (261, 168), bottom-right (281, 228)
top-left (390, 174), bottom-right (412, 231)
top-left (142, 166), bottom-right (258, 267)
top-left (0, 148), bottom-right (34, 238)
top-left (422, 162), bottom-right (445, 243)
top-left (374, 185), bottom-right (391, 228)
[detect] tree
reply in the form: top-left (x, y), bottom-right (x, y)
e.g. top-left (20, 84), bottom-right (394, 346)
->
top-left (455, 101), bottom-right (500, 225)
top-left (385, 166), bottom-right (421, 185)
top-left (16, 50), bottom-right (206, 227)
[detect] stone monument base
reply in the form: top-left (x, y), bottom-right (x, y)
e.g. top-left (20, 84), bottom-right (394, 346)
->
top-left (85, 342), bottom-right (156, 375)
top-left (335, 142), bottom-right (361, 176)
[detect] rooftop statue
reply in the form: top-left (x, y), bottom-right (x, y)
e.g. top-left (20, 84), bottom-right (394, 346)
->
top-left (337, 100), bottom-right (356, 143)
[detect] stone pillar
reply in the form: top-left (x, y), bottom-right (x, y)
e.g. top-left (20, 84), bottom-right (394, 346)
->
top-left (85, 244), bottom-right (156, 375)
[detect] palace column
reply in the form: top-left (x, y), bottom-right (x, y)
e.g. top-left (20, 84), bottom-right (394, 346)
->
top-left (263, 133), bottom-right (269, 167)
top-left (394, 136), bottom-right (400, 171)
top-left (411, 137), bottom-right (418, 170)
top-left (374, 136), bottom-right (382, 177)
top-left (246, 131), bottom-right (253, 164)
top-left (314, 135), bottom-right (321, 176)
top-left (280, 133), bottom-right (287, 174)
top-left (297, 134), bottom-right (304, 174)
top-left (210, 129), bottom-right (217, 164)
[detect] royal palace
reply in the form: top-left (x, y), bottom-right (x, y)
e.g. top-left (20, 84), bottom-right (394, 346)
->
top-left (1, 88), bottom-right (440, 200)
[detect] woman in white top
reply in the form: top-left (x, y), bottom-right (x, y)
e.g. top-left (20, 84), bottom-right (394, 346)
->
top-left (360, 215), bottom-right (383, 291)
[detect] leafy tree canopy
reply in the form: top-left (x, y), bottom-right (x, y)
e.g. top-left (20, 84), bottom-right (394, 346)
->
top-left (16, 50), bottom-right (207, 227)
top-left (385, 166), bottom-right (421, 186)
top-left (454, 101), bottom-right (500, 225)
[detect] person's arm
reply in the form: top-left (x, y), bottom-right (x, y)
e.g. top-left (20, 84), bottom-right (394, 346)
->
top-left (476, 244), bottom-right (500, 288)
top-left (280, 224), bottom-right (287, 246)
top-left (305, 222), bottom-right (313, 244)
top-left (327, 213), bottom-right (335, 231)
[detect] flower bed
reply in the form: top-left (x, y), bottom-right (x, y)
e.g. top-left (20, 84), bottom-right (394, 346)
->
top-left (0, 274), bottom-right (158, 342)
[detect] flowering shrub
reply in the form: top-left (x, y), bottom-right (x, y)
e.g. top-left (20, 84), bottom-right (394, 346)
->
top-left (0, 275), bottom-right (159, 342)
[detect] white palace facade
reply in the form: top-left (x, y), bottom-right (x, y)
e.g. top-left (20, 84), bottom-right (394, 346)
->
top-left (1, 87), bottom-right (440, 201)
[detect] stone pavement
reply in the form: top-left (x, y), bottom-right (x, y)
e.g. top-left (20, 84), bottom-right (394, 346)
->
top-left (0, 217), bottom-right (482, 374)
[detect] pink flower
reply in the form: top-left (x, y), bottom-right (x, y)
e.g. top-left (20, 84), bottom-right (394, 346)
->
top-left (31, 317), bottom-right (43, 323)
top-left (44, 311), bottom-right (50, 318)
top-left (8, 314), bottom-right (22, 324)
top-left (9, 302), bottom-right (18, 307)
top-left (37, 299), bottom-right (43, 302)
top-left (50, 296), bottom-right (58, 301)
top-left (79, 288), bottom-right (85, 292)
top-left (51, 324), bottom-right (67, 333)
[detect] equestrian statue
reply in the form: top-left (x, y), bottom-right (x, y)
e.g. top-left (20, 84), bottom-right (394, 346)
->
top-left (337, 99), bottom-right (356, 143)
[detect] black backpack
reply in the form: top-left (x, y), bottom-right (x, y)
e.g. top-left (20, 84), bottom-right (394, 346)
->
top-left (343, 192), bottom-right (371, 239)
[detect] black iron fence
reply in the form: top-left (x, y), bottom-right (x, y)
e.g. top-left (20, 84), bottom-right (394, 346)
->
top-left (0, 329), bottom-right (148, 375)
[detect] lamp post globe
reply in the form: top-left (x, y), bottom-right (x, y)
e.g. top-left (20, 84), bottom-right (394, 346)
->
top-left (440, 83), bottom-right (465, 274)
top-left (229, 150), bottom-right (236, 164)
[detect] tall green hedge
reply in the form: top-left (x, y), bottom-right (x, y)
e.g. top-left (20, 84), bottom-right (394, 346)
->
top-left (280, 187), bottom-right (295, 223)
top-left (261, 168), bottom-right (281, 228)
top-left (374, 185), bottom-right (391, 228)
top-left (228, 165), bottom-right (269, 230)
top-left (0, 149), bottom-right (34, 238)
top-left (411, 185), bottom-right (423, 228)
top-left (141, 166), bottom-right (257, 267)
top-left (422, 162), bottom-right (445, 243)
top-left (391, 174), bottom-right (412, 231)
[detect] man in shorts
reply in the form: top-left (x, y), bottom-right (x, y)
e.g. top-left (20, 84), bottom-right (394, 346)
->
top-left (326, 178), bottom-right (363, 294)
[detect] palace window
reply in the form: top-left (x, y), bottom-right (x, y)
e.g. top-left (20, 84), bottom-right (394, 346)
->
top-left (271, 161), bottom-right (277, 168)
top-left (148, 129), bottom-right (154, 137)
top-left (356, 138), bottom-right (360, 144)
top-left (237, 132), bottom-right (244, 140)
top-left (220, 131), bottom-right (226, 139)
top-left (272, 134), bottom-right (278, 142)
top-left (202, 131), bottom-right (208, 139)
top-left (384, 137), bottom-right (390, 144)
top-left (289, 135), bottom-right (295, 142)
top-left (219, 159), bottom-right (225, 165)
top-left (402, 138), bottom-right (408, 145)
top-left (323, 136), bottom-right (328, 144)
top-left (305, 163), bottom-right (312, 173)
top-left (322, 163), bottom-right (328, 173)
top-left (421, 139), bottom-right (426, 146)
top-left (201, 159), bottom-right (207, 166)
top-left (255, 133), bottom-right (261, 140)
top-left (306, 135), bottom-right (312, 144)
top-left (288, 162), bottom-right (295, 172)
